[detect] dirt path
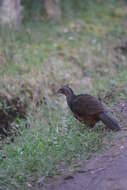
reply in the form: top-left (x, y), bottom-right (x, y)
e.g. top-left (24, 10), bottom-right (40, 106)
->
top-left (33, 101), bottom-right (127, 190)
top-left (36, 132), bottom-right (127, 190)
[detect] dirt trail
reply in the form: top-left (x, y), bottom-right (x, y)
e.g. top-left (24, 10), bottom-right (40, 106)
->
top-left (33, 101), bottom-right (127, 190)
top-left (38, 132), bottom-right (127, 190)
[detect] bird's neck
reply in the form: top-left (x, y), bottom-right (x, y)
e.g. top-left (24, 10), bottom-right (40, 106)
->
top-left (66, 92), bottom-right (76, 107)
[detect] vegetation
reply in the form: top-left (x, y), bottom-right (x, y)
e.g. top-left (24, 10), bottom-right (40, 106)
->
top-left (0, 0), bottom-right (127, 189)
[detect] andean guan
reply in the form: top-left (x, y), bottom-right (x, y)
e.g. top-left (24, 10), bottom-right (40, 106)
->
top-left (57, 85), bottom-right (120, 131)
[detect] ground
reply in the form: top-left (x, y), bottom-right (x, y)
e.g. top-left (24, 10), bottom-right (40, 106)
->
top-left (33, 101), bottom-right (127, 190)
top-left (41, 133), bottom-right (127, 190)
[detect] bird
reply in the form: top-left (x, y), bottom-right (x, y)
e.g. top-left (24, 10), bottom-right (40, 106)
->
top-left (57, 85), bottom-right (120, 131)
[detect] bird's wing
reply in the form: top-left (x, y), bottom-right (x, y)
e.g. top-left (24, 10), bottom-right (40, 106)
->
top-left (71, 94), bottom-right (105, 116)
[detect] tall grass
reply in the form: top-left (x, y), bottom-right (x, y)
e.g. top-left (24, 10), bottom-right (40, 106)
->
top-left (0, 105), bottom-right (111, 190)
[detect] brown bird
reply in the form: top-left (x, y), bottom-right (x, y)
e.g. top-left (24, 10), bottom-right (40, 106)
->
top-left (57, 85), bottom-right (120, 131)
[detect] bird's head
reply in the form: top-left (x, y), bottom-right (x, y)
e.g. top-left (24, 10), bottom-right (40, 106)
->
top-left (57, 85), bottom-right (74, 97)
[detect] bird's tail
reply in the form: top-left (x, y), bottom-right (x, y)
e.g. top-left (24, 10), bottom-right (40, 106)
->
top-left (99, 112), bottom-right (120, 131)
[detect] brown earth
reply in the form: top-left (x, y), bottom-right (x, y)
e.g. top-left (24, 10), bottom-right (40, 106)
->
top-left (32, 100), bottom-right (127, 190)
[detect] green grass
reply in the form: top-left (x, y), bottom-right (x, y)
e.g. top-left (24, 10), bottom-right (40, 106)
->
top-left (0, 0), bottom-right (127, 189)
top-left (0, 107), bottom-right (111, 190)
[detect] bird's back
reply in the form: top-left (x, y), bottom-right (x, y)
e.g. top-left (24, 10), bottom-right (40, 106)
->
top-left (70, 94), bottom-right (105, 117)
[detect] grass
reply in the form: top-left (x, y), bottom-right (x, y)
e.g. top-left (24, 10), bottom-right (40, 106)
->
top-left (0, 0), bottom-right (127, 189)
top-left (0, 108), bottom-right (111, 190)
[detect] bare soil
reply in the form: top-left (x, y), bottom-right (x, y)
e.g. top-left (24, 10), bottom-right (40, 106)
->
top-left (32, 100), bottom-right (127, 190)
